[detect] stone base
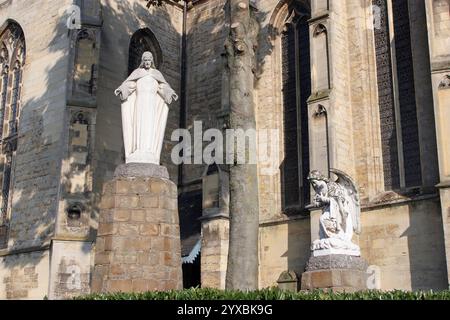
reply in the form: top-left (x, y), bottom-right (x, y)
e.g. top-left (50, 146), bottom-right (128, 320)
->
top-left (114, 163), bottom-right (169, 179)
top-left (92, 164), bottom-right (182, 293)
top-left (301, 255), bottom-right (369, 292)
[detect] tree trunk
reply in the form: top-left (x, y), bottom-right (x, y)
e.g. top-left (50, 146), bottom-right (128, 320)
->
top-left (225, 0), bottom-right (260, 291)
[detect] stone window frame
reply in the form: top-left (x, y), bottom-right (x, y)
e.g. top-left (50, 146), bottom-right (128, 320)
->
top-left (0, 20), bottom-right (26, 245)
top-left (372, 0), bottom-right (425, 191)
top-left (269, 0), bottom-right (312, 215)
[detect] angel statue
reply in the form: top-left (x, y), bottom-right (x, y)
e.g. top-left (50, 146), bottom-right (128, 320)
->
top-left (115, 51), bottom-right (178, 165)
top-left (307, 169), bottom-right (362, 257)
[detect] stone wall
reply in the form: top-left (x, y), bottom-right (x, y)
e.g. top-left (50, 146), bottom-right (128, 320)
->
top-left (360, 198), bottom-right (448, 291)
top-left (327, 0), bottom-right (355, 177)
top-left (347, 0), bottom-right (384, 201)
top-left (182, 0), bottom-right (229, 187)
top-left (48, 241), bottom-right (92, 300)
top-left (425, 0), bottom-right (450, 288)
top-left (254, 0), bottom-right (284, 222)
top-left (0, 250), bottom-right (50, 299)
top-left (251, 0), bottom-right (448, 291)
top-left (0, 0), bottom-right (72, 251)
top-left (259, 218), bottom-right (311, 289)
top-left (0, 0), bottom-right (73, 300)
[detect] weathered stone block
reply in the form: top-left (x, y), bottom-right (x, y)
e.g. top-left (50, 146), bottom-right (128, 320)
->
top-left (95, 252), bottom-right (112, 265)
top-left (97, 223), bottom-right (116, 236)
top-left (118, 223), bottom-right (140, 236)
top-left (131, 210), bottom-right (146, 222)
top-left (139, 196), bottom-right (159, 208)
top-left (137, 253), bottom-right (149, 265)
top-left (129, 180), bottom-right (151, 194)
top-left (301, 255), bottom-right (369, 292)
top-left (140, 224), bottom-right (160, 236)
top-left (99, 196), bottom-right (115, 210)
top-left (116, 180), bottom-right (132, 194)
top-left (110, 265), bottom-right (125, 276)
top-left (146, 208), bottom-right (173, 224)
top-left (114, 209), bottom-right (131, 222)
top-left (310, 270), bottom-right (334, 288)
top-left (108, 280), bottom-right (132, 293)
top-left (104, 236), bottom-right (113, 251)
top-left (150, 179), bottom-right (169, 195)
top-left (160, 197), bottom-right (177, 210)
top-left (132, 279), bottom-right (149, 292)
top-left (116, 195), bottom-right (139, 209)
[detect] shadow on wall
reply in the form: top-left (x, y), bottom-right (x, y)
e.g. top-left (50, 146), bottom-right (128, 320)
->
top-left (1, 0), bottom-right (182, 298)
top-left (2, 20), bottom-right (65, 259)
top-left (402, 200), bottom-right (448, 291)
top-left (286, 218), bottom-right (311, 288)
top-left (0, 10), bottom-right (92, 299)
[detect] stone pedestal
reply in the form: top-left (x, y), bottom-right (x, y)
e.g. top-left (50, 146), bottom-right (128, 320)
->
top-left (200, 214), bottom-right (229, 289)
top-left (92, 163), bottom-right (182, 293)
top-left (301, 255), bottom-right (369, 293)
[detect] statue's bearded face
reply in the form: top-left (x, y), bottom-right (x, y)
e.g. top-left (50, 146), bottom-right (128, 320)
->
top-left (142, 56), bottom-right (153, 70)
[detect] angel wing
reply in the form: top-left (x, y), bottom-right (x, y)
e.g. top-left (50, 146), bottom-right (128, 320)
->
top-left (330, 168), bottom-right (361, 235)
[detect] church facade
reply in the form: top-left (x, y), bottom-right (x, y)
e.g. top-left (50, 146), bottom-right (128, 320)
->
top-left (0, 0), bottom-right (448, 299)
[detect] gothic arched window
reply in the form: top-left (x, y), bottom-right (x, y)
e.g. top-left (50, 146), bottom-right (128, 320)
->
top-left (0, 21), bottom-right (25, 244)
top-left (128, 28), bottom-right (162, 75)
top-left (280, 3), bottom-right (311, 213)
top-left (373, 0), bottom-right (422, 190)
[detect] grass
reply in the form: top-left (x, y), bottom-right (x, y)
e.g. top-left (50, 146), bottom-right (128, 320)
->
top-left (76, 287), bottom-right (450, 300)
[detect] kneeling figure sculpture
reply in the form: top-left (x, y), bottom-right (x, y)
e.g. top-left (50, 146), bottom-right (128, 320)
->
top-left (307, 169), bottom-right (362, 257)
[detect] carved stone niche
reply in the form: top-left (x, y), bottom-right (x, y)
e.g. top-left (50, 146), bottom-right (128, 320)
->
top-left (201, 164), bottom-right (230, 219)
top-left (59, 110), bottom-right (95, 238)
top-left (312, 23), bottom-right (330, 93)
top-left (68, 28), bottom-right (101, 107)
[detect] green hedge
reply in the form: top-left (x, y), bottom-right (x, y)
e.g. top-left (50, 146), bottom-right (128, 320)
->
top-left (77, 287), bottom-right (450, 300)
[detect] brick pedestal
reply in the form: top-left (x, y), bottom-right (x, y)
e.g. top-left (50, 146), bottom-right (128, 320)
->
top-left (92, 164), bottom-right (182, 293)
top-left (301, 255), bottom-right (369, 293)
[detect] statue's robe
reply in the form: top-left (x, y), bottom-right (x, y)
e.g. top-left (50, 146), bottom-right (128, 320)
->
top-left (116, 68), bottom-right (177, 164)
top-left (313, 182), bottom-right (359, 254)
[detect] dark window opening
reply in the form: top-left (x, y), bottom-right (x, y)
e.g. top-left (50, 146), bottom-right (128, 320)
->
top-left (182, 255), bottom-right (201, 289)
top-left (281, 6), bottom-right (311, 213)
top-left (179, 190), bottom-right (202, 289)
top-left (373, 0), bottom-right (422, 190)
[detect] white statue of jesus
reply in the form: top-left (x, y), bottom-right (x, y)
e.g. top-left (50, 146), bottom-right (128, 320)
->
top-left (114, 52), bottom-right (178, 165)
